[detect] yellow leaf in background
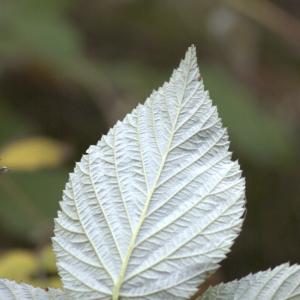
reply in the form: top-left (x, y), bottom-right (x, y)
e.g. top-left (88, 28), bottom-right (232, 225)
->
top-left (0, 137), bottom-right (68, 171)
top-left (0, 247), bottom-right (61, 288)
top-left (0, 250), bottom-right (38, 282)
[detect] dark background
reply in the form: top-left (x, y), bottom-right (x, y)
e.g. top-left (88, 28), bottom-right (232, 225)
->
top-left (0, 0), bottom-right (300, 289)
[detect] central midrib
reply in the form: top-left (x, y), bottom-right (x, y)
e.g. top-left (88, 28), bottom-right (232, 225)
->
top-left (112, 62), bottom-right (190, 299)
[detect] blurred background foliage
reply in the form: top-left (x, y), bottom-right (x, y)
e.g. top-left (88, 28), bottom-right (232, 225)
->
top-left (0, 246), bottom-right (60, 288)
top-left (0, 0), bottom-right (300, 290)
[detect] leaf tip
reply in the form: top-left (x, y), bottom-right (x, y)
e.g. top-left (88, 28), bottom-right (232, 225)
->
top-left (185, 44), bottom-right (197, 61)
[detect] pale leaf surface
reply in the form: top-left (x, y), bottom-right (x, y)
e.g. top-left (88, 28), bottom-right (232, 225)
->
top-left (0, 279), bottom-right (67, 300)
top-left (53, 46), bottom-right (245, 299)
top-left (199, 263), bottom-right (300, 300)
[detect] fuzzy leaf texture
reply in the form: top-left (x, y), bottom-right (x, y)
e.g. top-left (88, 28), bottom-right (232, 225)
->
top-left (199, 263), bottom-right (300, 300)
top-left (0, 279), bottom-right (66, 300)
top-left (53, 46), bottom-right (246, 299)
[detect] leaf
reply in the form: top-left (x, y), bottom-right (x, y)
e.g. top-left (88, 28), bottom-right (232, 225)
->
top-left (0, 279), bottom-right (66, 300)
top-left (0, 137), bottom-right (68, 171)
top-left (53, 46), bottom-right (245, 299)
top-left (106, 60), bottom-right (296, 167)
top-left (199, 263), bottom-right (300, 300)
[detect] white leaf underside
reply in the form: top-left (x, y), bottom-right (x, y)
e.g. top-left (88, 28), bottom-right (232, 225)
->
top-left (0, 279), bottom-right (66, 300)
top-left (53, 46), bottom-right (246, 299)
top-left (199, 263), bottom-right (300, 300)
